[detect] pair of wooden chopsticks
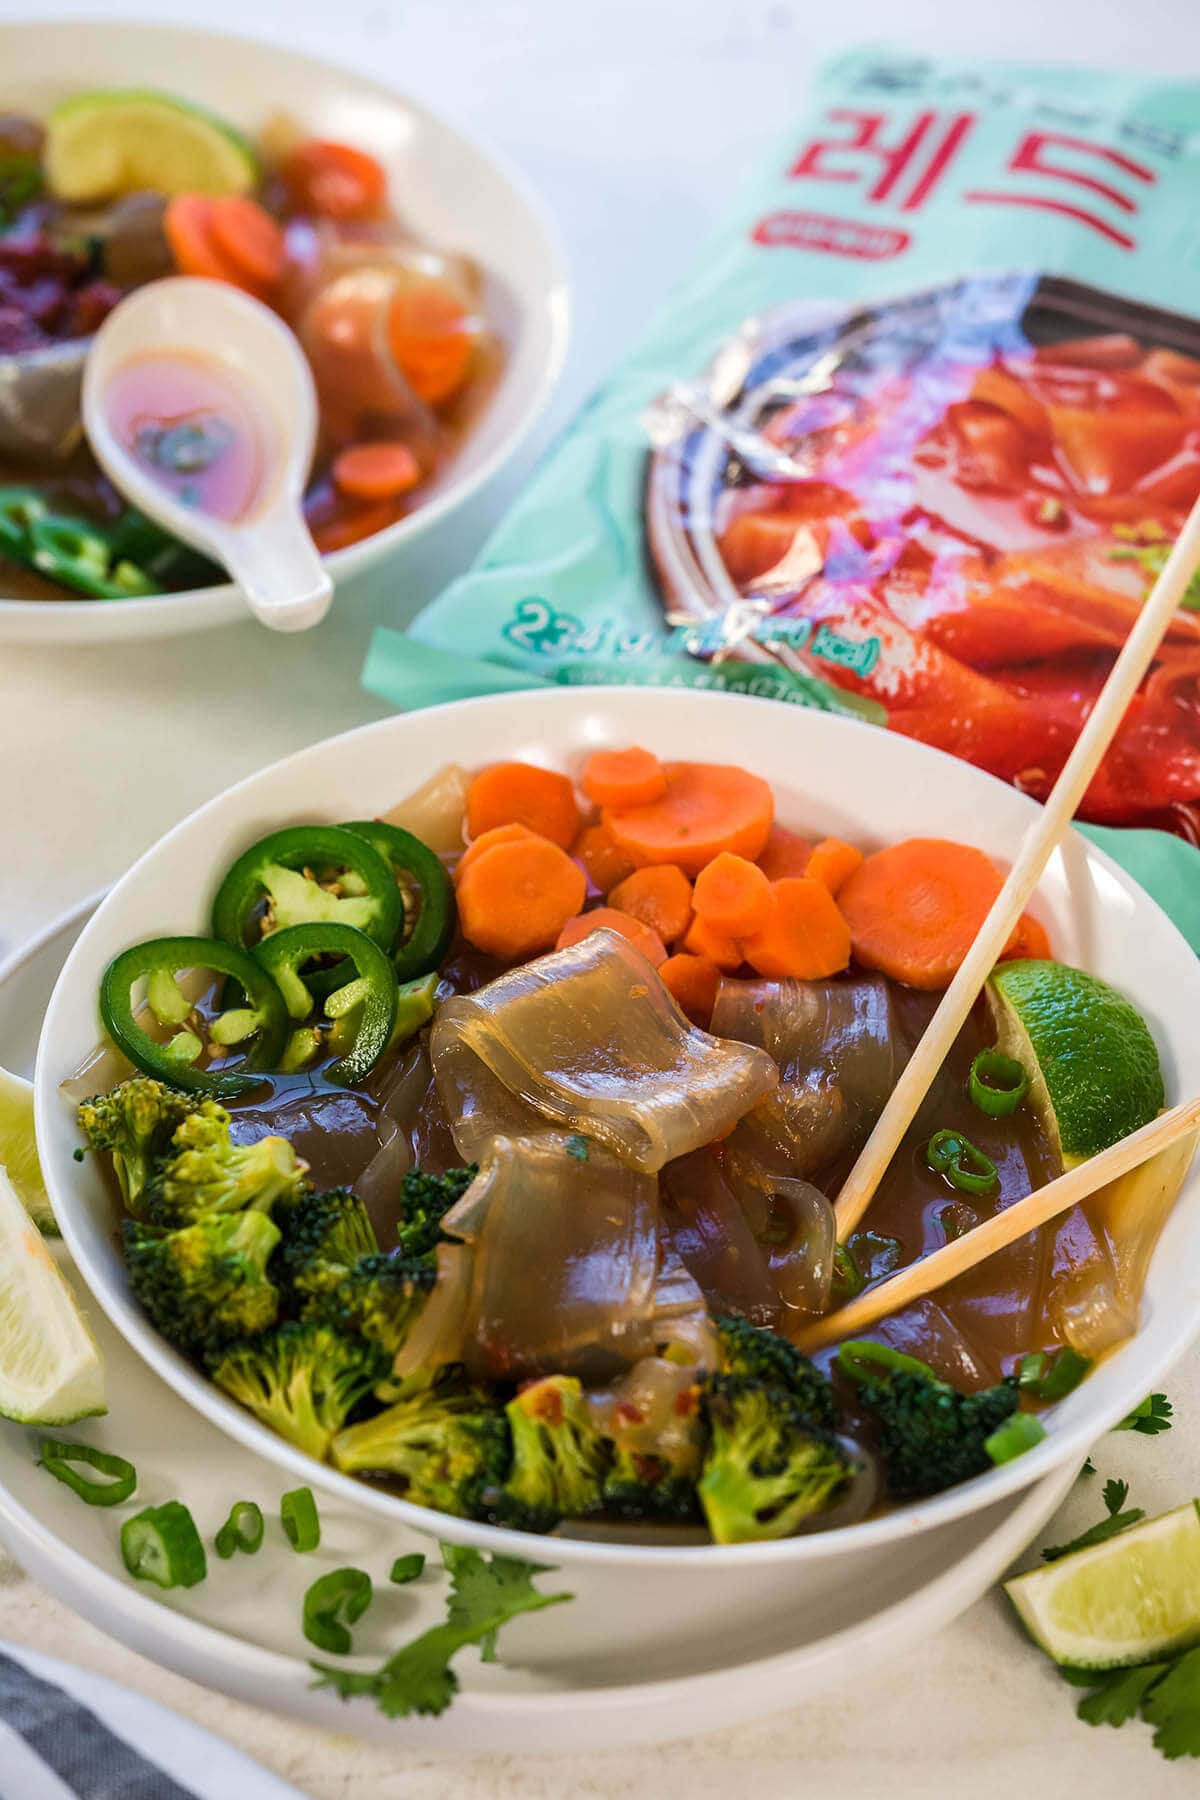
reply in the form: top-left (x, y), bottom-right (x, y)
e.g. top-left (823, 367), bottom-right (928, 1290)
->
top-left (804, 492), bottom-right (1200, 1349)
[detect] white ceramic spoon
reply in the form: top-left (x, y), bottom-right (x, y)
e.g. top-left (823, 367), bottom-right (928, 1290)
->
top-left (82, 277), bottom-right (333, 632)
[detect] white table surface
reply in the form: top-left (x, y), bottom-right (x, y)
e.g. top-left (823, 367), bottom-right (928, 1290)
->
top-left (3, 1), bottom-right (1200, 1792)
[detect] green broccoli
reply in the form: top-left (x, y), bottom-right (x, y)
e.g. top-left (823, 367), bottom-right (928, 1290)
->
top-left (716, 1315), bottom-right (835, 1428)
top-left (486, 1375), bottom-right (609, 1532)
top-left (330, 1375), bottom-right (508, 1518)
top-left (600, 1366), bottom-right (704, 1522)
top-left (124, 1211), bottom-right (281, 1357)
top-left (208, 1321), bottom-right (389, 1461)
top-left (273, 1187), bottom-right (379, 1307)
top-left (698, 1374), bottom-right (853, 1543)
top-left (141, 1109), bottom-right (307, 1228)
top-left (77, 1078), bottom-right (209, 1213)
top-left (603, 1450), bottom-right (701, 1523)
top-left (303, 1251), bottom-right (435, 1358)
top-left (838, 1341), bottom-right (1020, 1497)
top-left (396, 1165), bottom-right (477, 1260)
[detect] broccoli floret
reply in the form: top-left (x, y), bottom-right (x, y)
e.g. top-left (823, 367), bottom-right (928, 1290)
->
top-left (273, 1187), bottom-right (379, 1306)
top-left (208, 1321), bottom-right (389, 1461)
top-left (396, 1165), bottom-right (477, 1259)
top-left (698, 1374), bottom-right (853, 1543)
top-left (331, 1375), bottom-right (508, 1518)
top-left (486, 1375), bottom-right (608, 1532)
top-left (599, 1364), bottom-right (704, 1522)
top-left (846, 1363), bottom-right (1019, 1498)
top-left (124, 1211), bottom-right (281, 1357)
top-left (77, 1078), bottom-right (209, 1214)
top-left (603, 1454), bottom-right (701, 1524)
top-left (716, 1315), bottom-right (835, 1428)
top-left (141, 1109), bottom-right (307, 1228)
top-left (303, 1251), bottom-right (435, 1358)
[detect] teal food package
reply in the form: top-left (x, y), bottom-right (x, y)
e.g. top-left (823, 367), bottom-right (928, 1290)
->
top-left (364, 46), bottom-right (1200, 938)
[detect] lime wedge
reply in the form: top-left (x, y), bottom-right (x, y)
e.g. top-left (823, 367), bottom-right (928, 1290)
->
top-left (0, 1165), bottom-right (105, 1424)
top-left (988, 961), bottom-right (1164, 1167)
top-left (46, 88), bottom-right (257, 203)
top-left (0, 1062), bottom-right (56, 1235)
top-left (1006, 1501), bottom-right (1200, 1668)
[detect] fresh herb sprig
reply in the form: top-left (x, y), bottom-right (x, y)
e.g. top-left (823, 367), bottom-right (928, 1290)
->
top-left (1042, 1478), bottom-right (1145, 1563)
top-left (1115, 1394), bottom-right (1174, 1436)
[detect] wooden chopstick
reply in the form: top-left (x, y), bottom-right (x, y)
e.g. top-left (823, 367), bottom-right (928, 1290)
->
top-left (796, 1097), bottom-right (1200, 1353)
top-left (833, 492), bottom-right (1200, 1243)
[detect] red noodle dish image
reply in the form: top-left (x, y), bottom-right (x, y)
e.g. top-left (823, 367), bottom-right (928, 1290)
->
top-left (646, 274), bottom-right (1200, 838)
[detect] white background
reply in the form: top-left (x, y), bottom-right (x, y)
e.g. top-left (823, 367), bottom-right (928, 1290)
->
top-left (2, 2), bottom-right (1200, 1794)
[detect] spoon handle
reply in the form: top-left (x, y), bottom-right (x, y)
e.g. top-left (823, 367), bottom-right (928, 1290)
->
top-left (223, 507), bottom-right (333, 633)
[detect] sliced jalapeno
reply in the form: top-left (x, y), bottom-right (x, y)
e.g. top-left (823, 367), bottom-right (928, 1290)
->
top-left (837, 1341), bottom-right (937, 1385)
top-left (925, 1128), bottom-right (998, 1196)
top-left (969, 1049), bottom-right (1029, 1118)
top-left (121, 1500), bottom-right (208, 1588)
top-left (253, 922), bottom-right (397, 1084)
top-left (100, 936), bottom-right (288, 1097)
top-left (211, 825), bottom-right (402, 963)
top-left (29, 514), bottom-right (157, 599)
top-left (342, 820), bottom-right (455, 980)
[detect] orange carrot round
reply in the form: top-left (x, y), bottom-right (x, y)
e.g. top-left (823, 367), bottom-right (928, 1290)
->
top-left (284, 139), bottom-right (388, 220)
top-left (683, 913), bottom-right (744, 972)
top-left (605, 761), bottom-right (773, 876)
top-left (207, 195), bottom-right (286, 289)
top-left (456, 837), bottom-right (585, 960)
top-left (573, 822), bottom-right (635, 894)
top-left (163, 194), bottom-right (245, 287)
top-left (555, 907), bottom-right (667, 967)
top-left (804, 837), bottom-right (865, 897)
top-left (659, 953), bottom-right (720, 1026)
top-left (838, 838), bottom-right (1004, 990)
top-left (466, 762), bottom-right (581, 850)
top-left (582, 746), bottom-right (667, 809)
top-left (455, 822), bottom-right (536, 883)
top-left (743, 877), bottom-right (851, 980)
top-left (608, 865), bottom-right (693, 945)
top-left (333, 442), bottom-right (422, 501)
top-left (757, 823), bottom-right (813, 881)
top-left (388, 282), bottom-right (475, 406)
top-left (1001, 911), bottom-right (1053, 961)
top-left (693, 852), bottom-right (773, 937)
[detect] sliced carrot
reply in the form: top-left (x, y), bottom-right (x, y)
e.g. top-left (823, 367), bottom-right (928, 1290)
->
top-left (605, 761), bottom-right (773, 877)
top-left (387, 282), bottom-right (476, 406)
top-left (283, 138), bottom-right (388, 220)
top-left (693, 852), bottom-right (773, 938)
top-left (582, 746), bottom-right (667, 809)
top-left (804, 837), bottom-right (864, 897)
top-left (466, 762), bottom-right (581, 850)
top-left (757, 823), bottom-right (813, 881)
top-left (456, 837), bottom-right (585, 961)
top-left (163, 194), bottom-right (247, 288)
top-left (308, 498), bottom-right (400, 554)
top-left (207, 195), bottom-right (286, 289)
top-left (455, 822), bottom-right (536, 884)
top-left (573, 821), bottom-right (635, 894)
top-left (683, 914), bottom-right (744, 973)
top-left (837, 838), bottom-right (1004, 990)
top-left (608, 865), bottom-right (693, 945)
top-left (742, 878), bottom-right (851, 980)
top-left (658, 953), bottom-right (721, 1026)
top-left (1001, 911), bottom-right (1053, 961)
top-left (555, 907), bottom-right (668, 967)
top-left (333, 442), bottom-right (422, 502)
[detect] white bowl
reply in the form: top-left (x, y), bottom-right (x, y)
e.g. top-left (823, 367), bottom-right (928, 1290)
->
top-left (34, 689), bottom-right (1200, 1569)
top-left (0, 20), bottom-right (569, 644)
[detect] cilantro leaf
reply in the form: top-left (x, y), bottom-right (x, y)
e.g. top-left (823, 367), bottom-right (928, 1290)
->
top-left (1042, 1488), bottom-right (1145, 1562)
top-left (1103, 1478), bottom-right (1129, 1516)
top-left (1115, 1394), bottom-right (1173, 1435)
top-left (1075, 1663), bottom-right (1168, 1728)
top-left (1141, 1647), bottom-right (1200, 1759)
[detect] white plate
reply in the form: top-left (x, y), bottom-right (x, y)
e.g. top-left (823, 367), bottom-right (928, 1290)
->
top-left (1, 899), bottom-right (1079, 1752)
top-left (0, 21), bottom-right (569, 644)
top-left (33, 689), bottom-right (1200, 1572)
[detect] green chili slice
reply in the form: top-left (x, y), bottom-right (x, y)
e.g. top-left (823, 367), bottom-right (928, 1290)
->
top-left (254, 923), bottom-right (398, 1084)
top-left (211, 825), bottom-right (401, 958)
top-left (836, 1341), bottom-right (938, 1385)
top-left (926, 1128), bottom-right (998, 1196)
top-left (302, 1567), bottom-right (373, 1654)
top-left (985, 1413), bottom-right (1047, 1466)
top-left (389, 1552), bottom-right (425, 1585)
top-left (29, 514), bottom-right (157, 600)
top-left (969, 1049), bottom-right (1029, 1118)
top-left (100, 936), bottom-right (288, 1097)
top-left (38, 1439), bottom-right (137, 1507)
top-left (1017, 1348), bottom-right (1092, 1402)
top-left (342, 820), bottom-right (456, 981)
top-left (831, 1243), bottom-right (865, 1302)
top-left (121, 1501), bottom-right (208, 1588)
top-left (281, 1485), bottom-right (320, 1552)
top-left (214, 1500), bottom-right (265, 1559)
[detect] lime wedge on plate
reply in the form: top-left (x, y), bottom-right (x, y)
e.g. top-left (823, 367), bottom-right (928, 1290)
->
top-left (0, 1061), bottom-right (56, 1234)
top-left (46, 88), bottom-right (257, 202)
top-left (988, 961), bottom-right (1164, 1167)
top-left (0, 1164), bottom-right (104, 1424)
top-left (1006, 1502), bottom-right (1200, 1668)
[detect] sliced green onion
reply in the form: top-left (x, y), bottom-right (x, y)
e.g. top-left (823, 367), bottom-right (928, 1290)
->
top-left (831, 1243), bottom-right (865, 1301)
top-left (926, 1128), bottom-right (998, 1196)
top-left (1017, 1348), bottom-right (1092, 1403)
top-left (120, 1501), bottom-right (207, 1588)
top-left (837, 1340), bottom-right (937, 1384)
top-left (281, 1485), bottom-right (320, 1552)
top-left (38, 1439), bottom-right (136, 1507)
top-left (969, 1049), bottom-right (1029, 1118)
top-left (389, 1552), bottom-right (425, 1585)
top-left (985, 1413), bottom-right (1047, 1466)
top-left (214, 1500), bottom-right (265, 1559)
top-left (302, 1567), bottom-right (373, 1654)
